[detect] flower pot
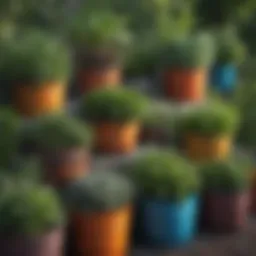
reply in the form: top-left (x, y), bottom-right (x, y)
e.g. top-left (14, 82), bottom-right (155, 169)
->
top-left (163, 68), bottom-right (207, 102)
top-left (93, 122), bottom-right (140, 154)
top-left (77, 66), bottom-right (121, 94)
top-left (211, 64), bottom-right (237, 93)
top-left (0, 228), bottom-right (63, 256)
top-left (201, 192), bottom-right (250, 233)
top-left (41, 148), bottom-right (90, 187)
top-left (141, 196), bottom-right (199, 248)
top-left (185, 134), bottom-right (232, 162)
top-left (71, 205), bottom-right (132, 256)
top-left (14, 82), bottom-right (66, 117)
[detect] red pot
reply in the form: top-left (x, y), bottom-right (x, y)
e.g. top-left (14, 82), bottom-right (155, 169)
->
top-left (0, 229), bottom-right (63, 256)
top-left (41, 148), bottom-right (90, 187)
top-left (201, 192), bottom-right (250, 233)
top-left (250, 185), bottom-right (256, 214)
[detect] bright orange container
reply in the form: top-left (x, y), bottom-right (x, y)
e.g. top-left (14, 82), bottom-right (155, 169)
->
top-left (93, 122), bottom-right (140, 154)
top-left (72, 205), bottom-right (132, 256)
top-left (14, 82), bottom-right (66, 117)
top-left (163, 68), bottom-right (207, 102)
top-left (185, 134), bottom-right (232, 162)
top-left (77, 67), bottom-right (121, 93)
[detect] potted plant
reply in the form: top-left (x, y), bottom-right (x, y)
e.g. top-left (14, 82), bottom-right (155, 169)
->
top-left (161, 35), bottom-right (214, 102)
top-left (69, 10), bottom-right (131, 93)
top-left (181, 103), bottom-right (239, 162)
top-left (80, 88), bottom-right (147, 154)
top-left (1, 30), bottom-right (71, 117)
top-left (21, 115), bottom-right (92, 186)
top-left (61, 171), bottom-right (134, 256)
top-left (211, 32), bottom-right (246, 93)
top-left (0, 181), bottom-right (65, 256)
top-left (200, 161), bottom-right (250, 232)
top-left (128, 151), bottom-right (200, 248)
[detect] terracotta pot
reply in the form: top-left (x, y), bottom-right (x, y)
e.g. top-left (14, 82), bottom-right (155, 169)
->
top-left (71, 205), bottom-right (132, 256)
top-left (184, 134), bottom-right (232, 162)
top-left (201, 192), bottom-right (250, 233)
top-left (0, 228), bottom-right (63, 256)
top-left (163, 68), bottom-right (207, 102)
top-left (14, 82), bottom-right (66, 117)
top-left (93, 122), bottom-right (140, 154)
top-left (77, 67), bottom-right (121, 94)
top-left (41, 148), bottom-right (90, 187)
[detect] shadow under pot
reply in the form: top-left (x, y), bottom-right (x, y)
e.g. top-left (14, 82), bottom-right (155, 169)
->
top-left (41, 148), bottom-right (90, 187)
top-left (140, 196), bottom-right (199, 249)
top-left (201, 191), bottom-right (250, 233)
top-left (0, 229), bottom-right (63, 256)
top-left (76, 51), bottom-right (122, 94)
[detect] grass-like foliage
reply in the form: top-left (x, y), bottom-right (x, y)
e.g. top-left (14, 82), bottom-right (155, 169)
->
top-left (128, 150), bottom-right (200, 201)
top-left (161, 34), bottom-right (215, 68)
top-left (60, 171), bottom-right (134, 212)
top-left (0, 181), bottom-right (64, 235)
top-left (69, 10), bottom-right (131, 49)
top-left (80, 88), bottom-right (148, 123)
top-left (22, 115), bottom-right (92, 151)
top-left (181, 103), bottom-right (239, 136)
top-left (200, 161), bottom-right (250, 193)
top-left (1, 30), bottom-right (71, 86)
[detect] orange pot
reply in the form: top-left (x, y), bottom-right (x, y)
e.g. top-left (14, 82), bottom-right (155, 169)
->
top-left (77, 67), bottom-right (121, 93)
top-left (185, 134), bottom-right (232, 162)
top-left (71, 205), bottom-right (132, 256)
top-left (163, 68), bottom-right (207, 102)
top-left (93, 122), bottom-right (140, 154)
top-left (42, 148), bottom-right (90, 187)
top-left (14, 82), bottom-right (66, 117)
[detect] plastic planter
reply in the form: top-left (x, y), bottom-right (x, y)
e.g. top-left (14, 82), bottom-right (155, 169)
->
top-left (201, 192), bottom-right (250, 233)
top-left (163, 69), bottom-right (207, 102)
top-left (0, 229), bottom-right (63, 256)
top-left (141, 195), bottom-right (199, 248)
top-left (211, 64), bottom-right (237, 93)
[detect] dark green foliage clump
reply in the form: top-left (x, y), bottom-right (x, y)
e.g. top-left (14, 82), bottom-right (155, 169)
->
top-left (0, 109), bottom-right (21, 168)
top-left (161, 35), bottom-right (215, 68)
top-left (128, 151), bottom-right (200, 201)
top-left (181, 103), bottom-right (239, 136)
top-left (1, 30), bottom-right (71, 86)
top-left (200, 161), bottom-right (250, 193)
top-left (60, 171), bottom-right (135, 212)
top-left (0, 181), bottom-right (64, 235)
top-left (69, 10), bottom-right (131, 49)
top-left (22, 115), bottom-right (92, 151)
top-left (80, 88), bottom-right (148, 123)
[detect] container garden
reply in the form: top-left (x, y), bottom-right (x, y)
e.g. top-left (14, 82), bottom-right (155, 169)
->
top-left (181, 103), bottom-right (239, 162)
top-left (210, 34), bottom-right (246, 93)
top-left (80, 88), bottom-right (147, 154)
top-left (200, 161), bottom-right (250, 233)
top-left (1, 31), bottom-right (70, 117)
top-left (0, 181), bottom-right (65, 256)
top-left (70, 11), bottom-right (131, 93)
top-left (61, 171), bottom-right (134, 256)
top-left (128, 151), bottom-right (200, 248)
top-left (161, 35), bottom-right (213, 102)
top-left (21, 115), bottom-right (92, 186)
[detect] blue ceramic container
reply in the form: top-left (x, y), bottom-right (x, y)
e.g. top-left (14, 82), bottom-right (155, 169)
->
top-left (211, 64), bottom-right (237, 92)
top-left (141, 195), bottom-right (199, 248)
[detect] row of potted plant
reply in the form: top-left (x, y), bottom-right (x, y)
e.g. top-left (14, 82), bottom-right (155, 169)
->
top-left (0, 152), bottom-right (252, 256)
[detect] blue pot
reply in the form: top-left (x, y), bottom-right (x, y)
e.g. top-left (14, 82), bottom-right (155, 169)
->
top-left (141, 195), bottom-right (199, 248)
top-left (211, 64), bottom-right (237, 92)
